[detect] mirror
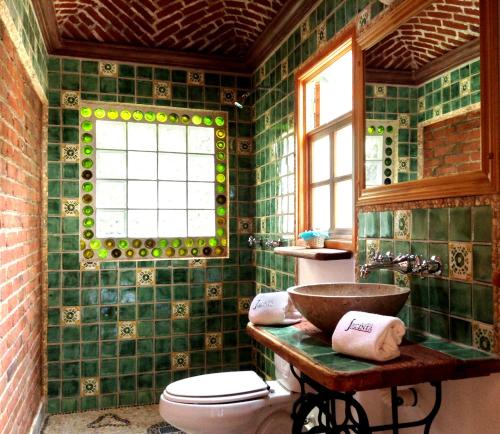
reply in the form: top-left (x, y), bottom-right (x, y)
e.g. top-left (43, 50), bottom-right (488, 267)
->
top-left (364, 0), bottom-right (479, 186)
top-left (355, 0), bottom-right (499, 204)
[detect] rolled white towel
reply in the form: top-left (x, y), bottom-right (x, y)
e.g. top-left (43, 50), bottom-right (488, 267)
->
top-left (249, 292), bottom-right (302, 325)
top-left (331, 311), bottom-right (405, 362)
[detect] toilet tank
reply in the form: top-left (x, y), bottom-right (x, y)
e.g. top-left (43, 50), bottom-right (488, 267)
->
top-left (274, 354), bottom-right (302, 393)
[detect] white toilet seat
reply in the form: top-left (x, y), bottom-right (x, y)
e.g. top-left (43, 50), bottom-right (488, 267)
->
top-left (159, 372), bottom-right (296, 434)
top-left (164, 371), bottom-right (270, 404)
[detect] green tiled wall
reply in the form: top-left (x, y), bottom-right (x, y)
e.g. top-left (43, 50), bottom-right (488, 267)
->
top-left (252, 0), bottom-right (387, 377)
top-left (46, 56), bottom-right (256, 413)
top-left (366, 58), bottom-right (480, 183)
top-left (358, 206), bottom-right (494, 352)
top-left (417, 58), bottom-right (480, 122)
top-left (3, 0), bottom-right (47, 89)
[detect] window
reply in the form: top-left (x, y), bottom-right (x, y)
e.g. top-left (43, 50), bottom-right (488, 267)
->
top-left (296, 31), bottom-right (358, 250)
top-left (79, 103), bottom-right (229, 261)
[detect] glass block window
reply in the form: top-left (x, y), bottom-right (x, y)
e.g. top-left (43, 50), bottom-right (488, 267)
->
top-left (79, 103), bottom-right (229, 261)
top-left (365, 121), bottom-right (399, 187)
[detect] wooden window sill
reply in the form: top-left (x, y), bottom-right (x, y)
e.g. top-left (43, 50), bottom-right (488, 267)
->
top-left (273, 246), bottom-right (353, 261)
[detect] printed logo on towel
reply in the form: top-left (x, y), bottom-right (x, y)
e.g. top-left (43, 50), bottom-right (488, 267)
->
top-left (253, 297), bottom-right (275, 309)
top-left (345, 318), bottom-right (373, 333)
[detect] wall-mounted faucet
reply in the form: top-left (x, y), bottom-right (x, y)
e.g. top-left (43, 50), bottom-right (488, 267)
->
top-left (360, 252), bottom-right (442, 279)
top-left (248, 235), bottom-right (282, 249)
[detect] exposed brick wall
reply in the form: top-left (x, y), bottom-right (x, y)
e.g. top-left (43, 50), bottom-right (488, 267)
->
top-left (53, 0), bottom-right (287, 57)
top-left (366, 0), bottom-right (479, 70)
top-left (0, 21), bottom-right (44, 434)
top-left (423, 109), bottom-right (481, 177)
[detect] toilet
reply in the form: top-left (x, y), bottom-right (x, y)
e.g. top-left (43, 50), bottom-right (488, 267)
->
top-left (159, 355), bottom-right (301, 434)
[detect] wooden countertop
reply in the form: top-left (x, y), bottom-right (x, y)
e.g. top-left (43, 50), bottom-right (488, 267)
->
top-left (247, 321), bottom-right (500, 392)
top-left (274, 246), bottom-right (352, 260)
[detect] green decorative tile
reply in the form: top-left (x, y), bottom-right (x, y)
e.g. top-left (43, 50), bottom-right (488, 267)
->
top-left (429, 312), bottom-right (449, 339)
top-left (364, 212), bottom-right (379, 238)
top-left (429, 278), bottom-right (449, 313)
top-left (472, 244), bottom-right (492, 282)
top-left (450, 317), bottom-right (472, 346)
top-left (411, 209), bottom-right (428, 240)
top-left (472, 284), bottom-right (493, 324)
top-left (449, 207), bottom-right (471, 241)
top-left (449, 242), bottom-right (473, 281)
top-left (379, 211), bottom-right (393, 238)
top-left (394, 210), bottom-right (411, 240)
top-left (450, 281), bottom-right (472, 318)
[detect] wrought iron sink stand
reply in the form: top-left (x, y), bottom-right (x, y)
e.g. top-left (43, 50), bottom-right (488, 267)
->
top-left (290, 365), bottom-right (442, 434)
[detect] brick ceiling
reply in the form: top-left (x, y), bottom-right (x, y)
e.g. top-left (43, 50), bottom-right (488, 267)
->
top-left (52, 0), bottom-right (288, 58)
top-left (366, 0), bottom-right (480, 71)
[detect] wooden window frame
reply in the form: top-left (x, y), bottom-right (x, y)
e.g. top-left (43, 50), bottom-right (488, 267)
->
top-left (295, 26), bottom-right (362, 251)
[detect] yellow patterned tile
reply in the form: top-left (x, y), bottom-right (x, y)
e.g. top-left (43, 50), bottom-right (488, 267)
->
top-left (61, 307), bottom-right (80, 325)
top-left (205, 333), bottom-right (222, 351)
top-left (172, 352), bottom-right (189, 370)
top-left (172, 302), bottom-right (190, 319)
top-left (118, 321), bottom-right (137, 340)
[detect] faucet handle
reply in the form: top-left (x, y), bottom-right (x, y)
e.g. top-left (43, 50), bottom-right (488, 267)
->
top-left (426, 255), bottom-right (442, 276)
top-left (373, 251), bottom-right (394, 263)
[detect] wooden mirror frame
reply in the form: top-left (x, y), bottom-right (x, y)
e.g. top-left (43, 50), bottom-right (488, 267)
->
top-left (355, 0), bottom-right (500, 206)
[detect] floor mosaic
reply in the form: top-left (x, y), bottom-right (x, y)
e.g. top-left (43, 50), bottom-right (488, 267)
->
top-left (42, 405), bottom-right (184, 434)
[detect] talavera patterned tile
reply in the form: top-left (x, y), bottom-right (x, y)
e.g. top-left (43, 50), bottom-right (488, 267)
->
top-left (188, 258), bottom-right (206, 268)
top-left (80, 377), bottom-right (99, 396)
top-left (449, 242), bottom-right (473, 281)
top-left (171, 352), bottom-right (189, 370)
top-left (205, 333), bottom-right (222, 351)
top-left (270, 270), bottom-right (277, 288)
top-left (62, 199), bottom-right (79, 217)
top-left (172, 302), bottom-right (190, 319)
top-left (61, 91), bottom-right (79, 108)
top-left (237, 138), bottom-right (253, 155)
top-left (473, 322), bottom-right (494, 353)
top-left (62, 144), bottom-right (79, 162)
top-left (99, 61), bottom-right (118, 76)
top-left (395, 273), bottom-right (410, 289)
top-left (152, 81), bottom-right (171, 99)
top-left (374, 84), bottom-right (386, 97)
top-left (136, 269), bottom-right (155, 286)
top-left (187, 70), bottom-right (204, 85)
top-left (80, 261), bottom-right (99, 271)
top-left (394, 210), bottom-right (411, 240)
top-left (238, 218), bottom-right (253, 234)
top-left (61, 307), bottom-right (81, 325)
top-left (366, 239), bottom-right (380, 262)
top-left (205, 283), bottom-right (222, 300)
top-left (238, 297), bottom-right (251, 314)
top-left (119, 321), bottom-right (137, 339)
top-left (221, 88), bottom-right (236, 105)
top-left (317, 21), bottom-right (327, 47)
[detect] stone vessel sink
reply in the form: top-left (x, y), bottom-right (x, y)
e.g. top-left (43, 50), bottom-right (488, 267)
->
top-left (287, 283), bottom-right (410, 334)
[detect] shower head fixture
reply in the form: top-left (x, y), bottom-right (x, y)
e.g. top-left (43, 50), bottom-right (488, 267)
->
top-left (234, 87), bottom-right (284, 109)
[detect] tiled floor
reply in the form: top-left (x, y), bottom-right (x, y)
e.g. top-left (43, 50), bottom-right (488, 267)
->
top-left (42, 405), bottom-right (184, 434)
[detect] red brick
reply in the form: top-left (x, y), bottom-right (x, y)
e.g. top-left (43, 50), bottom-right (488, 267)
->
top-left (0, 26), bottom-right (43, 434)
top-left (52, 0), bottom-right (287, 56)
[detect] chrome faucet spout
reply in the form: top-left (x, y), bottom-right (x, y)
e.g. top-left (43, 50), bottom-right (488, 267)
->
top-left (360, 252), bottom-right (442, 279)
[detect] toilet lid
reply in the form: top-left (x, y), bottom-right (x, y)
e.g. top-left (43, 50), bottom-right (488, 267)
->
top-left (164, 371), bottom-right (270, 404)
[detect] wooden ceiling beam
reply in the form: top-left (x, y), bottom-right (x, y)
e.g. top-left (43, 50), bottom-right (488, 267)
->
top-left (51, 39), bottom-right (250, 74)
top-left (32, 0), bottom-right (61, 50)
